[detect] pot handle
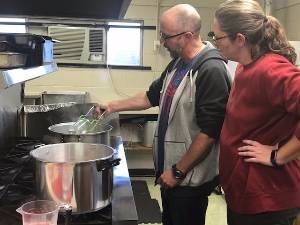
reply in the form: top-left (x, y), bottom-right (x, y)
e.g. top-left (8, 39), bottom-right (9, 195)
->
top-left (59, 204), bottom-right (72, 225)
top-left (64, 205), bottom-right (72, 225)
top-left (96, 158), bottom-right (121, 171)
top-left (34, 143), bottom-right (45, 148)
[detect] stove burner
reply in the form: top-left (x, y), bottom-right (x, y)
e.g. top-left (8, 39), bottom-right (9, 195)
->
top-left (15, 142), bottom-right (44, 152)
top-left (0, 138), bottom-right (42, 205)
top-left (0, 184), bottom-right (8, 200)
top-left (0, 184), bottom-right (34, 204)
top-left (0, 166), bottom-right (22, 183)
top-left (0, 163), bottom-right (17, 172)
top-left (5, 152), bottom-right (31, 164)
top-left (15, 136), bottom-right (43, 144)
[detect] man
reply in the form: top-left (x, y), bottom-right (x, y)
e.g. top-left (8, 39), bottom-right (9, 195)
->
top-left (96, 4), bottom-right (231, 225)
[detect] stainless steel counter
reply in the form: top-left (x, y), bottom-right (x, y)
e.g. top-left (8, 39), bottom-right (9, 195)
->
top-left (111, 136), bottom-right (138, 225)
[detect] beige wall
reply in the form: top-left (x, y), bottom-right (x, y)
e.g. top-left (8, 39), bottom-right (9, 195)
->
top-left (272, 0), bottom-right (300, 41)
top-left (25, 0), bottom-right (300, 114)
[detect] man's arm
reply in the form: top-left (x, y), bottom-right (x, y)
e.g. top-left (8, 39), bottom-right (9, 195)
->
top-left (95, 92), bottom-right (152, 116)
top-left (176, 132), bottom-right (215, 173)
top-left (95, 58), bottom-right (177, 116)
top-left (158, 132), bottom-right (214, 188)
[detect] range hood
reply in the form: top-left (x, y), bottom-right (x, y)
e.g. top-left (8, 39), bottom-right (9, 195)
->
top-left (0, 0), bottom-right (132, 20)
top-left (0, 63), bottom-right (57, 90)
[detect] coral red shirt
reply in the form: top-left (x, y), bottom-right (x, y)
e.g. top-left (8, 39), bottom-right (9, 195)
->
top-left (220, 53), bottom-right (300, 214)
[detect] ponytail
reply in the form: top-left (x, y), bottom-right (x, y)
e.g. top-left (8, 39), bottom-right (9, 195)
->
top-left (261, 16), bottom-right (296, 64)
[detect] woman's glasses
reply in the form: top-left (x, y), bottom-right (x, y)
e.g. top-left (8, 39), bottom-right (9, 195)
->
top-left (208, 31), bottom-right (231, 42)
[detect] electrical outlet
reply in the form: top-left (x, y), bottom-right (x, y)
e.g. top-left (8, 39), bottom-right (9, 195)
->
top-left (153, 40), bottom-right (161, 51)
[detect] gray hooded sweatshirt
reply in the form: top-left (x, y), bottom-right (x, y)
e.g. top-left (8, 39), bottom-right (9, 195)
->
top-left (147, 42), bottom-right (232, 188)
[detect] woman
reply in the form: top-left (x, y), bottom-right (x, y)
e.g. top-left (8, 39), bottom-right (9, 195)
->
top-left (213, 0), bottom-right (300, 224)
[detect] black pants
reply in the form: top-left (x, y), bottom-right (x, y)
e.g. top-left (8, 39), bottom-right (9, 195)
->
top-left (227, 207), bottom-right (300, 225)
top-left (160, 187), bottom-right (209, 225)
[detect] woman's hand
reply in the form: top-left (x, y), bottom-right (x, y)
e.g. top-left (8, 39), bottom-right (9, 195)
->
top-left (238, 140), bottom-right (278, 166)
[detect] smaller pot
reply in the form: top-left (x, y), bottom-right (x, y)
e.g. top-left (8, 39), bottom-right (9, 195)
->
top-left (48, 122), bottom-right (112, 145)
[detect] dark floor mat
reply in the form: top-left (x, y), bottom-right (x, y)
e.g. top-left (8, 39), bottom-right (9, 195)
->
top-left (129, 168), bottom-right (155, 177)
top-left (131, 180), bottom-right (162, 224)
top-left (131, 180), bottom-right (151, 196)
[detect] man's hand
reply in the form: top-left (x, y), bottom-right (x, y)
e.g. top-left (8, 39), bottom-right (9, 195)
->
top-left (94, 102), bottom-right (111, 119)
top-left (157, 169), bottom-right (180, 188)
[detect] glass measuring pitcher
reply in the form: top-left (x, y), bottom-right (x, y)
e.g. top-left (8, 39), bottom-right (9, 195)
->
top-left (17, 200), bottom-right (59, 225)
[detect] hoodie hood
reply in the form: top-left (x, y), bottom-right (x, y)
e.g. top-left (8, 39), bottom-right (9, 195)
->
top-left (192, 41), bottom-right (227, 73)
top-left (184, 41), bottom-right (229, 103)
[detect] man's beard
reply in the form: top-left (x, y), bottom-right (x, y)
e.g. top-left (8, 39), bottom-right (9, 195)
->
top-left (167, 46), bottom-right (182, 59)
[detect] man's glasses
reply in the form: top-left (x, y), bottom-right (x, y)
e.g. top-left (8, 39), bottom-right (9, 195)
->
top-left (208, 31), bottom-right (230, 42)
top-left (160, 31), bottom-right (191, 41)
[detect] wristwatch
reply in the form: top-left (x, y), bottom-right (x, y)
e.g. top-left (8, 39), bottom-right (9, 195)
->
top-left (172, 164), bottom-right (186, 180)
top-left (270, 149), bottom-right (280, 168)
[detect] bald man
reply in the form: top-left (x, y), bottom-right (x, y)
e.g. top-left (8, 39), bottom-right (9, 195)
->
top-left (96, 4), bottom-right (231, 225)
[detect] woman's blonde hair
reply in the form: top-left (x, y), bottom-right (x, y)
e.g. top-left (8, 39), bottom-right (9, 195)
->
top-left (215, 0), bottom-right (296, 64)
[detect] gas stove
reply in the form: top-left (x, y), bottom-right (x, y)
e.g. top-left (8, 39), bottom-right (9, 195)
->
top-left (0, 137), bottom-right (112, 225)
top-left (0, 138), bottom-right (39, 204)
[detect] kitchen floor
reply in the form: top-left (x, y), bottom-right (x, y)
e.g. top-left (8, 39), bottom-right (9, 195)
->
top-left (133, 176), bottom-right (227, 225)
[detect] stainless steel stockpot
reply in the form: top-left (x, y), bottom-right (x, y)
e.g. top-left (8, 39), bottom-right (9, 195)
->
top-left (30, 142), bottom-right (120, 214)
top-left (48, 122), bottom-right (112, 145)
